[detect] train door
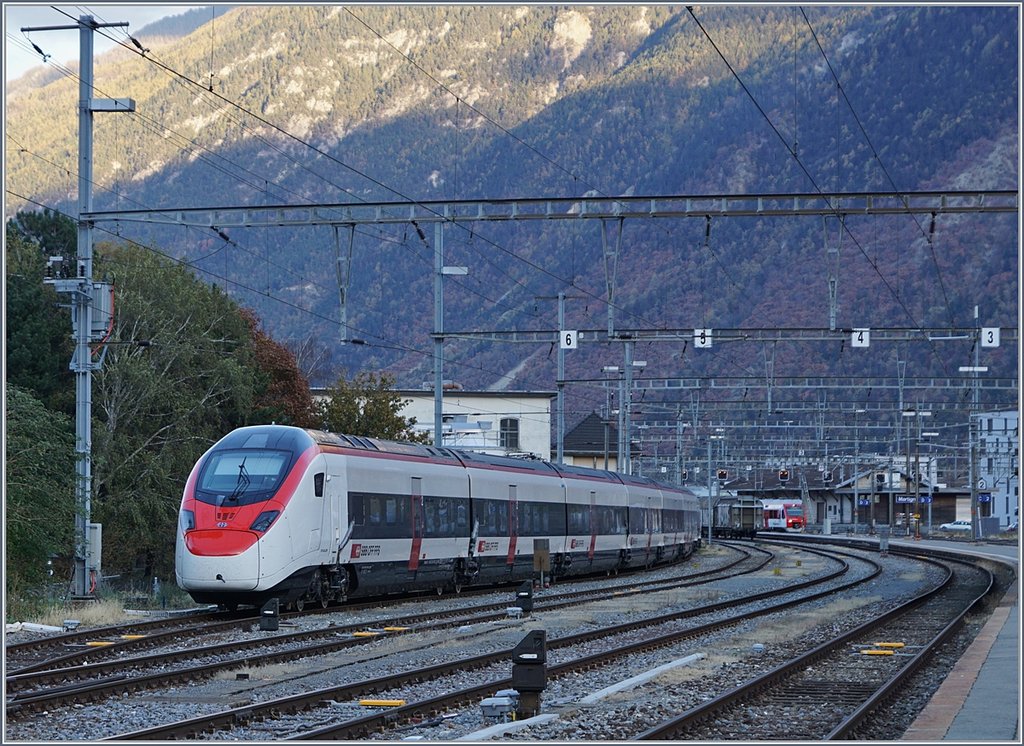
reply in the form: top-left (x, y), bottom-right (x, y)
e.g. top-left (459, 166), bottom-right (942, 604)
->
top-left (320, 467), bottom-right (343, 555)
top-left (588, 490), bottom-right (597, 560)
top-left (409, 477), bottom-right (424, 572)
top-left (645, 494), bottom-right (655, 565)
top-left (506, 484), bottom-right (518, 568)
top-left (305, 470), bottom-right (326, 555)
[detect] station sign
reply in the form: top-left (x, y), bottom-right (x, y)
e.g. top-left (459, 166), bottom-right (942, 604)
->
top-left (978, 493), bottom-right (992, 503)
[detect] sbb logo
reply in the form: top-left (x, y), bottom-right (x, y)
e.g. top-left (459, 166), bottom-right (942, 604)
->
top-left (350, 543), bottom-right (361, 559)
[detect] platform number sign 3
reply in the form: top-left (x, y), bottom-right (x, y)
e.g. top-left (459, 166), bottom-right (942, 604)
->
top-left (560, 330), bottom-right (578, 350)
top-left (694, 329), bottom-right (713, 348)
top-left (981, 328), bottom-right (1000, 348)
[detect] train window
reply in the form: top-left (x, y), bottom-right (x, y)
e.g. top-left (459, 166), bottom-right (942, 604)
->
top-left (197, 449), bottom-right (290, 501)
top-left (385, 497), bottom-right (398, 524)
top-left (350, 494), bottom-right (365, 525)
top-left (424, 499), bottom-right (439, 536)
top-left (314, 473), bottom-right (325, 498)
top-left (519, 503), bottom-right (531, 534)
top-left (568, 504), bottom-right (586, 534)
top-left (368, 496), bottom-right (382, 525)
top-left (424, 496), bottom-right (457, 537)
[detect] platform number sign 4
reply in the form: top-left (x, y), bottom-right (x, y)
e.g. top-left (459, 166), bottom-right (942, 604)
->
top-left (981, 328), bottom-right (1000, 348)
top-left (694, 329), bottom-right (713, 348)
top-left (852, 328), bottom-right (870, 347)
top-left (560, 330), bottom-right (578, 350)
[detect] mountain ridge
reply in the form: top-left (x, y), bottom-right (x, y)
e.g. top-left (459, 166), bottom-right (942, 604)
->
top-left (5, 5), bottom-right (1017, 409)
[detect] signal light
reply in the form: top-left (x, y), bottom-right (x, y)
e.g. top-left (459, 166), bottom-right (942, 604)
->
top-left (681, 469), bottom-right (688, 481)
top-left (717, 469), bottom-right (728, 481)
top-left (779, 469), bottom-right (790, 483)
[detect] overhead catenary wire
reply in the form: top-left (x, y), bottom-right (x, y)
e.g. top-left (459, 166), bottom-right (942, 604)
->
top-left (684, 5), bottom-right (956, 378)
top-left (798, 6), bottom-right (958, 330)
top-left (49, 8), bottom-right (675, 339)
top-left (7, 189), bottom-right (570, 395)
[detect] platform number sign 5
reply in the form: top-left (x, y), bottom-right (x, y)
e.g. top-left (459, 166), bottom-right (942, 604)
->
top-left (560, 330), bottom-right (578, 350)
top-left (981, 328), bottom-right (1000, 348)
top-left (694, 329), bottom-right (713, 348)
top-left (852, 328), bottom-right (870, 347)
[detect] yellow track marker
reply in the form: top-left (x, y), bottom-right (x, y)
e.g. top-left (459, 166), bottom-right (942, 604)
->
top-left (358, 699), bottom-right (406, 707)
top-left (872, 642), bottom-right (905, 648)
top-left (353, 631), bottom-right (380, 637)
top-left (85, 641), bottom-right (115, 647)
top-left (120, 634), bottom-right (147, 640)
top-left (382, 626), bottom-right (409, 632)
top-left (861, 649), bottom-right (895, 656)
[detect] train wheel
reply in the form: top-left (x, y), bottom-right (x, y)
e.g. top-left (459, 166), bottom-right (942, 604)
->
top-left (294, 597), bottom-right (305, 612)
top-left (453, 579), bottom-right (463, 594)
top-left (436, 585), bottom-right (444, 596)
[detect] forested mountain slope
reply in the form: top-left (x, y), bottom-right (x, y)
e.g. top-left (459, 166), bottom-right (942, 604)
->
top-left (6, 5), bottom-right (1018, 404)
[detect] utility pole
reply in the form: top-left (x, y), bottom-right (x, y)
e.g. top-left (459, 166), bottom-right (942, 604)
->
top-left (539, 293), bottom-right (583, 464)
top-left (430, 217), bottom-right (467, 447)
top-left (29, 14), bottom-right (135, 598)
top-left (960, 306), bottom-right (987, 540)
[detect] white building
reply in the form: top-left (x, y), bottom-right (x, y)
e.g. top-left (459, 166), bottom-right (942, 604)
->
top-left (397, 389), bottom-right (555, 460)
top-left (310, 385), bottom-right (555, 459)
top-left (976, 409), bottom-right (1019, 526)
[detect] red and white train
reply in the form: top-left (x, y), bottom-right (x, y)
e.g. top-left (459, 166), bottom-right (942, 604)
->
top-left (175, 425), bottom-right (703, 609)
top-left (762, 500), bottom-right (806, 531)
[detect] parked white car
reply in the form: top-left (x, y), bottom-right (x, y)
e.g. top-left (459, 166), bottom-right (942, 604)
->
top-left (939, 520), bottom-right (972, 531)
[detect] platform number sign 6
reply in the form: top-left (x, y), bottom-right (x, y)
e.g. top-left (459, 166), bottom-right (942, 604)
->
top-left (560, 330), bottom-right (578, 350)
top-left (694, 329), bottom-right (713, 348)
top-left (852, 328), bottom-right (870, 347)
top-left (981, 328), bottom-right (1000, 348)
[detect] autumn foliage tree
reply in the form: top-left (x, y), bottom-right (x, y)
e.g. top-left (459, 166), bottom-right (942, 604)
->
top-left (240, 308), bottom-right (317, 427)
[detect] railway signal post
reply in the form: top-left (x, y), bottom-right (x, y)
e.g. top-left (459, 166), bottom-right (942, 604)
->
top-left (511, 630), bottom-right (547, 718)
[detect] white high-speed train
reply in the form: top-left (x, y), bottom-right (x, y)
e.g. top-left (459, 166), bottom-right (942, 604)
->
top-left (176, 425), bottom-right (703, 609)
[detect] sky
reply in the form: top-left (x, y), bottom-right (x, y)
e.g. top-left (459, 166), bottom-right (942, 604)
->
top-left (5, 4), bottom-right (203, 82)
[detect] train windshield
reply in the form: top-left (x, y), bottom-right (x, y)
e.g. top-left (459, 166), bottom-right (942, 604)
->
top-left (787, 505), bottom-right (804, 517)
top-left (196, 449), bottom-right (291, 505)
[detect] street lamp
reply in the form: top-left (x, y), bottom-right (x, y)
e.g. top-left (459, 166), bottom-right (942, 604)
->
top-left (921, 430), bottom-right (939, 532)
top-left (853, 409), bottom-right (866, 535)
top-left (603, 359), bottom-right (645, 474)
top-left (707, 431), bottom-right (725, 546)
top-left (602, 366), bottom-right (624, 471)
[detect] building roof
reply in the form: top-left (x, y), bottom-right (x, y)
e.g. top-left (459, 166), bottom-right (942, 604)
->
top-left (563, 412), bottom-right (620, 456)
top-left (397, 389), bottom-right (557, 400)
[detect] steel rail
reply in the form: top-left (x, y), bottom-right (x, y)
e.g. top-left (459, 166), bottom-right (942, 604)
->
top-left (8, 546), bottom-right (765, 717)
top-left (634, 547), bottom-right (991, 740)
top-left (107, 544), bottom-right (854, 740)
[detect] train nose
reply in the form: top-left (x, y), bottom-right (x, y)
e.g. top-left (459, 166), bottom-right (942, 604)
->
top-left (180, 550), bottom-right (260, 592)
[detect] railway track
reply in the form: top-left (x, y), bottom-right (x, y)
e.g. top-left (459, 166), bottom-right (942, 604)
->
top-left (6, 542), bottom-right (755, 676)
top-left (93, 543), bottom-right (870, 740)
top-left (5, 543), bottom-right (769, 717)
top-left (635, 553), bottom-right (993, 740)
